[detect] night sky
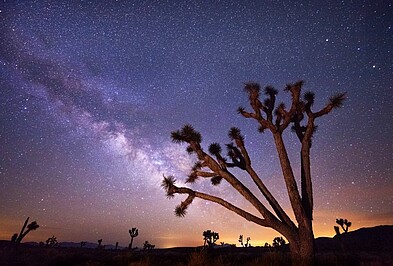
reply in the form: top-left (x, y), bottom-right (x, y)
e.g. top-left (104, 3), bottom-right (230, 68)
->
top-left (0, 1), bottom-right (392, 248)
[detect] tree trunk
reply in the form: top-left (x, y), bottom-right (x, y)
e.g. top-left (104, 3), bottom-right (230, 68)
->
top-left (289, 225), bottom-right (315, 266)
top-left (129, 237), bottom-right (134, 250)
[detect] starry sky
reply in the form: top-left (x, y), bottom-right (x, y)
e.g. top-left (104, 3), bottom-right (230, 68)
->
top-left (0, 0), bottom-right (392, 248)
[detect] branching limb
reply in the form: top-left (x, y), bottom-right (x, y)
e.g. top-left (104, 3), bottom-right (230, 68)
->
top-left (170, 125), bottom-right (282, 224)
top-left (314, 92), bottom-right (346, 118)
top-left (299, 92), bottom-right (345, 220)
top-left (162, 176), bottom-right (270, 227)
top-left (228, 127), bottom-right (296, 229)
top-left (240, 84), bottom-right (276, 132)
top-left (273, 133), bottom-right (306, 225)
top-left (279, 81), bottom-right (303, 132)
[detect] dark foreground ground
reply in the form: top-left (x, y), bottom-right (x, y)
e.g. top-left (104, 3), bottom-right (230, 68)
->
top-left (1, 226), bottom-right (392, 266)
top-left (1, 244), bottom-right (392, 266)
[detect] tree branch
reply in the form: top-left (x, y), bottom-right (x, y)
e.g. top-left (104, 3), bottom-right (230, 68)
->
top-left (273, 133), bottom-right (307, 225)
top-left (172, 186), bottom-right (271, 227)
top-left (232, 134), bottom-right (296, 229)
top-left (279, 81), bottom-right (303, 132)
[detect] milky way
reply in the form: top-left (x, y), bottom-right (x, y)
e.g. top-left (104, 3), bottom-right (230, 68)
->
top-left (0, 1), bottom-right (392, 247)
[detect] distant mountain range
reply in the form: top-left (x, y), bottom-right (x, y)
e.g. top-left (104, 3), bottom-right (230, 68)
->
top-left (21, 241), bottom-right (126, 250)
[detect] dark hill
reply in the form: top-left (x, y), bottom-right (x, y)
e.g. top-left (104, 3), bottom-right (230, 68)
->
top-left (316, 225), bottom-right (393, 252)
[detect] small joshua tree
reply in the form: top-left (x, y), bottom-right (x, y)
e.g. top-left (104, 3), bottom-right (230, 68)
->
top-left (129, 227), bottom-right (139, 250)
top-left (11, 217), bottom-right (39, 243)
top-left (203, 230), bottom-right (219, 248)
top-left (335, 218), bottom-right (352, 235)
top-left (239, 235), bottom-right (251, 247)
top-left (239, 235), bottom-right (244, 247)
top-left (11, 233), bottom-right (18, 242)
top-left (45, 235), bottom-right (58, 248)
top-left (97, 239), bottom-right (103, 249)
top-left (143, 241), bottom-right (155, 250)
top-left (272, 236), bottom-right (286, 248)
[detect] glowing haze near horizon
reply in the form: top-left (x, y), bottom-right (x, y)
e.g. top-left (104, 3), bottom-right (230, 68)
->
top-left (0, 1), bottom-right (392, 248)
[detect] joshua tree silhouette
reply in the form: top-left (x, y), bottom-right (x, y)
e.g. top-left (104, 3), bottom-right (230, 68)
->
top-left (97, 239), bottom-right (103, 249)
top-left (80, 241), bottom-right (87, 248)
top-left (239, 235), bottom-right (251, 247)
top-left (45, 235), bottom-right (58, 247)
top-left (162, 81), bottom-right (345, 266)
top-left (143, 241), bottom-right (155, 250)
top-left (11, 217), bottom-right (39, 243)
top-left (335, 218), bottom-right (352, 235)
top-left (128, 227), bottom-right (139, 250)
top-left (272, 236), bottom-right (286, 248)
top-left (203, 230), bottom-right (219, 248)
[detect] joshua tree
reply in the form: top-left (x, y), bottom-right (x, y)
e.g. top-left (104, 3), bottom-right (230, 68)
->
top-left (143, 241), bottom-right (155, 250)
top-left (162, 81), bottom-right (345, 266)
top-left (203, 230), bottom-right (219, 248)
top-left (128, 227), bottom-right (139, 250)
top-left (272, 236), bottom-right (286, 248)
top-left (239, 235), bottom-right (251, 247)
top-left (246, 237), bottom-right (251, 247)
top-left (45, 235), bottom-right (58, 248)
top-left (11, 233), bottom-right (18, 242)
top-left (97, 239), bottom-right (103, 249)
top-left (11, 217), bottom-right (39, 243)
top-left (239, 235), bottom-right (244, 247)
top-left (335, 218), bottom-right (352, 235)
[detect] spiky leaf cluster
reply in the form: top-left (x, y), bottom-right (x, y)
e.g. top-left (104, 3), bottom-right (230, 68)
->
top-left (161, 175), bottom-right (176, 198)
top-left (175, 195), bottom-right (195, 217)
top-left (244, 83), bottom-right (260, 98)
top-left (27, 221), bottom-right (39, 231)
top-left (264, 85), bottom-right (278, 96)
top-left (211, 176), bottom-right (223, 185)
top-left (171, 124), bottom-right (202, 144)
top-left (228, 127), bottom-right (244, 141)
top-left (192, 161), bottom-right (203, 171)
top-left (208, 143), bottom-right (222, 156)
top-left (303, 91), bottom-right (315, 106)
top-left (329, 93), bottom-right (346, 108)
top-left (186, 172), bottom-right (198, 183)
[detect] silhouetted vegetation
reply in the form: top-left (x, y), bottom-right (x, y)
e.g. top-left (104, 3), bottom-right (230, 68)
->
top-left (143, 241), bottom-right (155, 250)
top-left (45, 236), bottom-right (58, 248)
top-left (335, 218), bottom-right (352, 235)
top-left (128, 227), bottom-right (139, 250)
top-left (97, 239), bottom-right (103, 249)
top-left (1, 225), bottom-right (392, 266)
top-left (162, 81), bottom-right (345, 266)
top-left (239, 235), bottom-right (251, 247)
top-left (202, 230), bottom-right (219, 248)
top-left (11, 217), bottom-right (39, 243)
top-left (272, 236), bottom-right (286, 248)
